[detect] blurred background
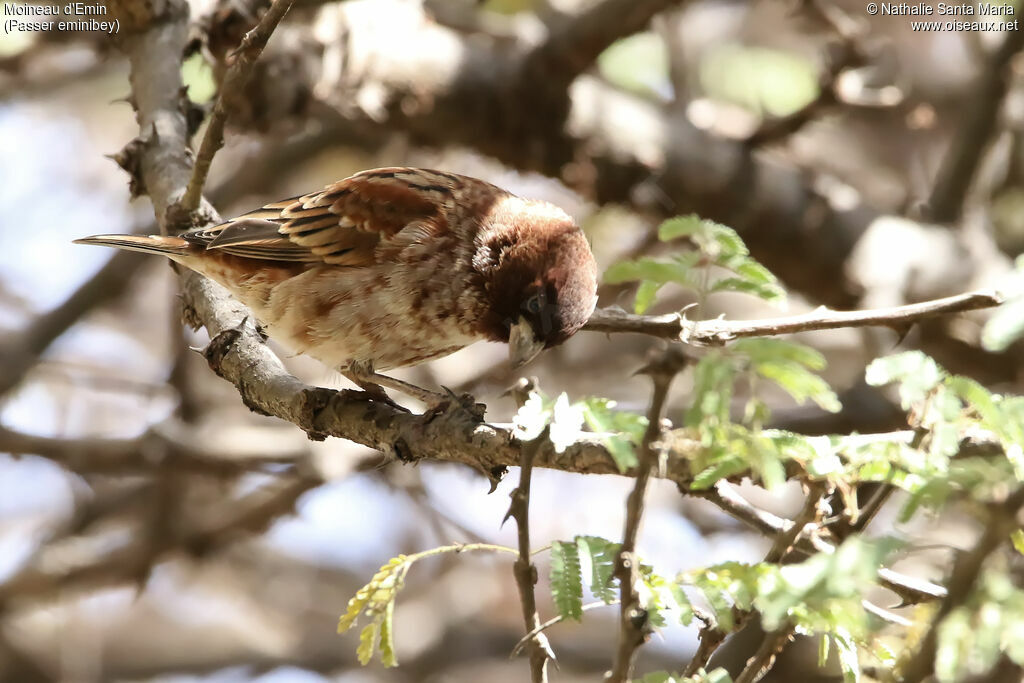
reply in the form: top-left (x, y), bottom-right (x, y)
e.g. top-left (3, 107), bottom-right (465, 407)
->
top-left (1, 0), bottom-right (1023, 681)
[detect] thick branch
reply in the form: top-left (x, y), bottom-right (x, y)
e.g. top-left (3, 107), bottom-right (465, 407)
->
top-left (584, 290), bottom-right (1002, 344)
top-left (524, 0), bottom-right (684, 91)
top-left (927, 23), bottom-right (1024, 223)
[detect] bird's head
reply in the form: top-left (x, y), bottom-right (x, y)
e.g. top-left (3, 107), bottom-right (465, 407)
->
top-left (475, 198), bottom-right (598, 368)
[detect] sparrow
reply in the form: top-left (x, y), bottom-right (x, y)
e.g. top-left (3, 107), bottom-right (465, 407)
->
top-left (76, 167), bottom-right (599, 404)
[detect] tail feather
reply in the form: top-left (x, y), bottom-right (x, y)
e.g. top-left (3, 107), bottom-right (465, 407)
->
top-left (73, 234), bottom-right (191, 257)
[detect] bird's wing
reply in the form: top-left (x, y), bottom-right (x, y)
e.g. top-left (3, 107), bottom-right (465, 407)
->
top-left (183, 168), bottom-right (464, 266)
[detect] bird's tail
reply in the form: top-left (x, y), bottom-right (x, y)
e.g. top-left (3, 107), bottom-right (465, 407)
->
top-left (73, 234), bottom-right (191, 256)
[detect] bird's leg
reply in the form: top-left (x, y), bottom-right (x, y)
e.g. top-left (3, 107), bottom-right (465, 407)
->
top-left (343, 360), bottom-right (450, 406)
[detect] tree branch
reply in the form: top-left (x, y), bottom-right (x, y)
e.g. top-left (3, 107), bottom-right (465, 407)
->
top-left (584, 289), bottom-right (1002, 344)
top-left (506, 432), bottom-right (554, 682)
top-left (523, 0), bottom-right (685, 92)
top-left (0, 249), bottom-right (144, 399)
top-left (179, 0), bottom-right (297, 213)
top-left (607, 353), bottom-right (680, 682)
top-left (691, 482), bottom-right (950, 606)
top-left (895, 486), bottom-right (1024, 683)
top-left (927, 22), bottom-right (1024, 224)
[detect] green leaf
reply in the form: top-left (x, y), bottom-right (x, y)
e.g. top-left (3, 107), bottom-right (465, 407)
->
top-left (604, 254), bottom-right (701, 288)
top-left (936, 609), bottom-right (969, 683)
top-left (700, 44), bottom-right (819, 118)
top-left (657, 215), bottom-right (707, 241)
top-left (691, 453), bottom-right (749, 489)
top-left (580, 397), bottom-right (647, 472)
top-left (732, 339), bottom-right (827, 371)
top-left (982, 297), bottom-right (1024, 351)
top-left (754, 361), bottom-right (841, 413)
top-left (709, 276), bottom-right (786, 303)
top-left (635, 672), bottom-right (679, 683)
top-left (658, 215), bottom-right (749, 263)
top-left (551, 540), bottom-right (584, 621)
top-left (577, 536), bottom-right (619, 604)
top-left (379, 599), bottom-right (398, 667)
top-left (1012, 529), bottom-right (1024, 556)
top-left (597, 31), bottom-right (669, 98)
top-left (669, 583), bottom-right (695, 626)
top-left (686, 353), bottom-right (737, 427)
top-left (635, 280), bottom-right (664, 314)
top-left (181, 52), bottom-right (216, 104)
top-left (865, 351), bottom-right (945, 409)
top-left (832, 631), bottom-right (861, 683)
top-left (357, 622), bottom-right (378, 666)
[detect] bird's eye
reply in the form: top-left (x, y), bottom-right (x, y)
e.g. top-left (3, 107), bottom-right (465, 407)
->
top-left (525, 294), bottom-right (543, 314)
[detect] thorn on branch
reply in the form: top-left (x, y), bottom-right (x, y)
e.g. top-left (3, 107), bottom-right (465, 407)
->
top-left (106, 136), bottom-right (149, 198)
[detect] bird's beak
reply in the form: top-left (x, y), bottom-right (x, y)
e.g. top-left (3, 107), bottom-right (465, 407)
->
top-left (508, 316), bottom-right (544, 368)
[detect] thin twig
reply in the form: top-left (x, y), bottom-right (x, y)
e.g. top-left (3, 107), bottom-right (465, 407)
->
top-left (684, 482), bottom-right (827, 678)
top-left (606, 357), bottom-right (678, 682)
top-left (506, 431), bottom-right (555, 682)
top-left (733, 624), bottom-right (797, 683)
top-left (179, 0), bottom-right (296, 212)
top-left (895, 486), bottom-right (1024, 683)
top-left (584, 289), bottom-right (1002, 344)
top-left (680, 620), bottom-right (725, 678)
top-left (510, 600), bottom-right (617, 659)
top-left (730, 483), bottom-right (827, 683)
top-left (691, 483), bottom-right (949, 605)
top-left (765, 481), bottom-right (827, 564)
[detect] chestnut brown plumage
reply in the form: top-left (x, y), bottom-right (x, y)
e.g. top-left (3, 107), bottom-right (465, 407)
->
top-left (75, 167), bottom-right (598, 402)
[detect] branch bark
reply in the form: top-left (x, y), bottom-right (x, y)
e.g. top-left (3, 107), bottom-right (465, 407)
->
top-left (584, 289), bottom-right (1003, 344)
top-left (506, 433), bottom-right (554, 682)
top-left (607, 354), bottom-right (679, 682)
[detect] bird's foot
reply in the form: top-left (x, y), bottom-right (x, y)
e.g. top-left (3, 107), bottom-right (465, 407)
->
top-left (343, 361), bottom-right (479, 415)
top-left (422, 386), bottom-right (486, 422)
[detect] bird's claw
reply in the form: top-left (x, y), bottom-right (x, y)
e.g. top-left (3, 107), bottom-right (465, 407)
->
top-left (423, 387), bottom-right (486, 421)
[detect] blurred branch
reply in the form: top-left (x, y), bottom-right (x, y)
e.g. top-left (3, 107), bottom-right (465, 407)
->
top-left (691, 482), bottom-right (949, 606)
top-left (927, 22), bottom-right (1024, 224)
top-left (524, 0), bottom-right (685, 92)
top-left (0, 421), bottom-right (307, 474)
top-left (894, 486), bottom-right (1024, 683)
top-left (734, 626), bottom-right (797, 683)
top-left (684, 482), bottom-right (826, 679)
top-left (0, 470), bottom-right (318, 610)
top-left (729, 483), bottom-right (826, 683)
top-left (0, 249), bottom-right (144, 399)
top-left (608, 355), bottom-right (677, 682)
top-left (584, 289), bottom-right (1002, 344)
top-left (180, 0), bottom-right (296, 213)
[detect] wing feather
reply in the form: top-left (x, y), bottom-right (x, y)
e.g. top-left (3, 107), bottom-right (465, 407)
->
top-left (179, 168), bottom-right (472, 265)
